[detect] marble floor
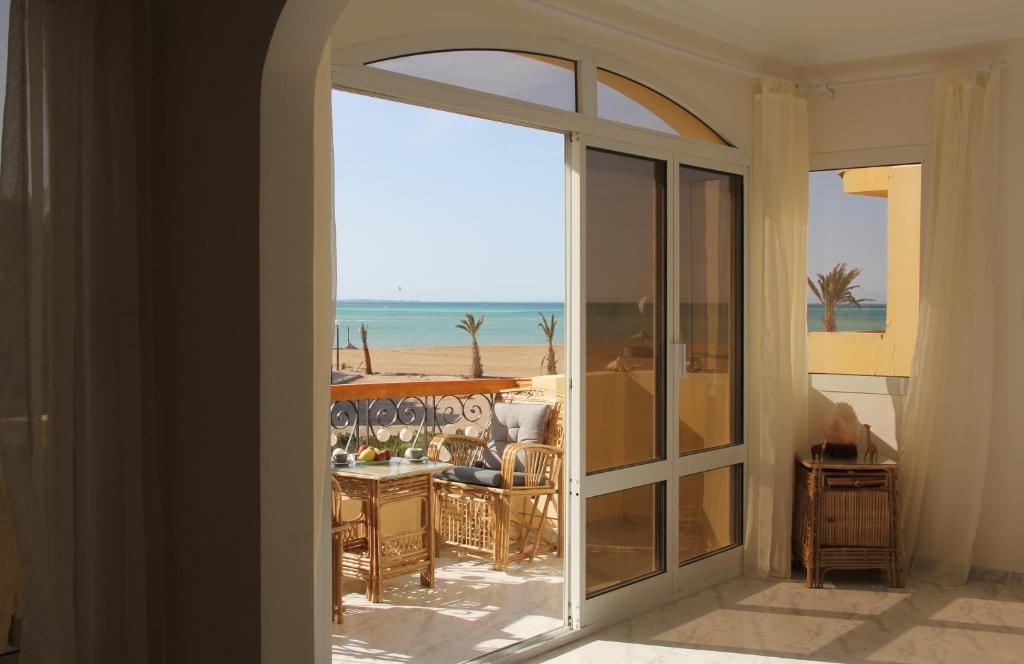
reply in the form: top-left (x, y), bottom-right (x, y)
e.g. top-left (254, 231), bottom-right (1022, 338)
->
top-left (332, 553), bottom-right (564, 663)
top-left (530, 571), bottom-right (1024, 664)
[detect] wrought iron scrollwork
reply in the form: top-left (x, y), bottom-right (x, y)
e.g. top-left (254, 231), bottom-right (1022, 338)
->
top-left (330, 391), bottom-right (498, 452)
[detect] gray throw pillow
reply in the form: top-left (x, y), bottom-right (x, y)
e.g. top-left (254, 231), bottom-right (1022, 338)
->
top-left (480, 402), bottom-right (550, 471)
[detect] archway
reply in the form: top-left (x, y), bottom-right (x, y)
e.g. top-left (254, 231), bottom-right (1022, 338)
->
top-left (261, 2), bottom-right (349, 662)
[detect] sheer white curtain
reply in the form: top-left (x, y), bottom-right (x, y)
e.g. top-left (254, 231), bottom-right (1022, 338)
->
top-left (745, 79), bottom-right (809, 578)
top-left (900, 68), bottom-right (1000, 585)
top-left (0, 1), bottom-right (161, 662)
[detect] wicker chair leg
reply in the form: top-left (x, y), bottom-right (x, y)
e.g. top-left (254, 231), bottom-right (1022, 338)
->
top-left (332, 533), bottom-right (344, 624)
top-left (493, 498), bottom-right (509, 571)
top-left (527, 495), bottom-right (552, 562)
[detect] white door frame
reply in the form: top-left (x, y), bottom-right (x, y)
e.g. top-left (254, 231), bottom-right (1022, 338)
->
top-left (328, 40), bottom-right (751, 634)
top-left (567, 132), bottom-right (749, 628)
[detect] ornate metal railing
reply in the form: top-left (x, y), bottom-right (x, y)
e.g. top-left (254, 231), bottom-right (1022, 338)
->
top-left (330, 378), bottom-right (525, 451)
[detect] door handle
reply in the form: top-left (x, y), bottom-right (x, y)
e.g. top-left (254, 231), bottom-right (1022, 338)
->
top-left (672, 342), bottom-right (686, 379)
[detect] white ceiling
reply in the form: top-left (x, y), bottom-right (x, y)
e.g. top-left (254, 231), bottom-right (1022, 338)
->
top-left (610, 0), bottom-right (1024, 66)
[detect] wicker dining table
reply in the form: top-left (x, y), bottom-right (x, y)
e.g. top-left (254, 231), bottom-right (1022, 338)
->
top-left (332, 458), bottom-right (453, 604)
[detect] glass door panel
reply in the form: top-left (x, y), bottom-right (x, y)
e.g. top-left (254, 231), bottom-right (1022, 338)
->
top-left (677, 167), bottom-right (742, 455)
top-left (585, 148), bottom-right (666, 474)
top-left (586, 482), bottom-right (666, 596)
top-left (678, 465), bottom-right (742, 563)
top-left (571, 142), bottom-right (744, 629)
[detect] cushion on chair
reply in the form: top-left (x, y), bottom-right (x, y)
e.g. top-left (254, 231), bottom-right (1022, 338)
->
top-left (435, 466), bottom-right (548, 488)
top-left (479, 402), bottom-right (550, 471)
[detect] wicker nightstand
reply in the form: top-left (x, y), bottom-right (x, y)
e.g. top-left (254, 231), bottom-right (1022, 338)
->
top-left (793, 453), bottom-right (905, 588)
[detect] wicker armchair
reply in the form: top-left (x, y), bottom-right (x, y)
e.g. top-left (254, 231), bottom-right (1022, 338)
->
top-left (428, 388), bottom-right (563, 571)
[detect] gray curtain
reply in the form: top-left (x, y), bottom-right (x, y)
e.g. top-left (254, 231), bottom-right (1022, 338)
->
top-left (0, 1), bottom-right (162, 661)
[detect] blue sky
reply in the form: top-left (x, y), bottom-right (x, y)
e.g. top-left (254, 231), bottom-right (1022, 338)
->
top-left (334, 91), bottom-right (887, 304)
top-left (808, 170), bottom-right (888, 303)
top-left (333, 90), bottom-right (565, 302)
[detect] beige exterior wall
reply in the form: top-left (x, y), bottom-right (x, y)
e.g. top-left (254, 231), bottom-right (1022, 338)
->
top-left (807, 164), bottom-right (921, 376)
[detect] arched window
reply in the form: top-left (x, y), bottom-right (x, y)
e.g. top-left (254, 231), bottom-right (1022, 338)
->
top-left (367, 49), bottom-right (729, 146)
top-left (597, 69), bottom-right (727, 145)
top-left (368, 50), bottom-right (577, 112)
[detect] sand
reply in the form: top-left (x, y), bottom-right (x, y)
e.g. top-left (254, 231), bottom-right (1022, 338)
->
top-left (332, 344), bottom-right (565, 383)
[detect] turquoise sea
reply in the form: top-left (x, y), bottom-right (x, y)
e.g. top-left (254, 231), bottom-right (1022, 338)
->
top-left (807, 303), bottom-right (887, 333)
top-left (336, 301), bottom-right (888, 348)
top-left (336, 301), bottom-right (565, 349)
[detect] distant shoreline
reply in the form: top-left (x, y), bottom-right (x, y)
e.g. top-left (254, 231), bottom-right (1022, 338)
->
top-left (332, 343), bottom-right (564, 383)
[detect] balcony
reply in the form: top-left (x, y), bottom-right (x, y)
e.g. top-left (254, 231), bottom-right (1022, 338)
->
top-left (329, 377), bottom-right (564, 664)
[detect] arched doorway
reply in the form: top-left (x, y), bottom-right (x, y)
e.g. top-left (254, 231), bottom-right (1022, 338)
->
top-left (261, 3), bottom-right (748, 662)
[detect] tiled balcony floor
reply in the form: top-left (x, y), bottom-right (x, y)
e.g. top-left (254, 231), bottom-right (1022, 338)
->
top-left (332, 552), bottom-right (564, 663)
top-left (529, 571), bottom-right (1024, 664)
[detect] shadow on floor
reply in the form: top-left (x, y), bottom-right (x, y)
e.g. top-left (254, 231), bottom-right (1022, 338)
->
top-left (333, 553), bottom-right (564, 663)
top-left (531, 568), bottom-right (1024, 664)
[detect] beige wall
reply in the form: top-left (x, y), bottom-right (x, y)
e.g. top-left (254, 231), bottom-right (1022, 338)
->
top-left (806, 39), bottom-right (1024, 573)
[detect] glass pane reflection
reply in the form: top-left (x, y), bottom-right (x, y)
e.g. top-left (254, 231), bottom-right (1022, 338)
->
top-left (587, 483), bottom-right (665, 597)
top-left (586, 148), bottom-right (666, 474)
top-left (678, 166), bottom-right (742, 454)
top-left (679, 465), bottom-right (741, 563)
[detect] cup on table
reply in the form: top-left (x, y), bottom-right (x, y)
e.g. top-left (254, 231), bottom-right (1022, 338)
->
top-left (404, 447), bottom-right (424, 461)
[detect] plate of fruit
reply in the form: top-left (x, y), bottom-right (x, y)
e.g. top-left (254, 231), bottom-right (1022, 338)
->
top-left (354, 445), bottom-right (394, 464)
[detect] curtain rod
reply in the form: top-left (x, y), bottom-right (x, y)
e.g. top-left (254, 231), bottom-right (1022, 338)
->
top-left (523, 0), bottom-right (1008, 97)
top-left (805, 62), bottom-right (1007, 97)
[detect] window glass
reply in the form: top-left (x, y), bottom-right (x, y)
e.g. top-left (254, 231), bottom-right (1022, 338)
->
top-left (678, 166), bottom-right (742, 454)
top-left (597, 69), bottom-right (727, 144)
top-left (585, 148), bottom-right (666, 474)
top-left (586, 483), bottom-right (665, 597)
top-left (679, 465), bottom-right (742, 564)
top-left (369, 50), bottom-right (576, 112)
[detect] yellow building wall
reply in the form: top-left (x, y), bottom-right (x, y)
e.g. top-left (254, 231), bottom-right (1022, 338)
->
top-left (807, 165), bottom-right (921, 376)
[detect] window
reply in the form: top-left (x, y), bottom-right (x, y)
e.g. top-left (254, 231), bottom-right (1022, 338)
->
top-left (364, 51), bottom-right (733, 146)
top-left (807, 164), bottom-right (921, 376)
top-left (368, 50), bottom-right (576, 111)
top-left (597, 69), bottom-right (727, 145)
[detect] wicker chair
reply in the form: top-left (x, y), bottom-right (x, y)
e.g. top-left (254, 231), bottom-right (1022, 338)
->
top-left (330, 474), bottom-right (370, 622)
top-left (428, 388), bottom-right (563, 571)
top-left (330, 475), bottom-right (347, 624)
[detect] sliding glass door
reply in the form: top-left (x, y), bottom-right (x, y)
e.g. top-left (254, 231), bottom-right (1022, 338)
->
top-left (674, 165), bottom-right (745, 589)
top-left (569, 136), bottom-right (744, 627)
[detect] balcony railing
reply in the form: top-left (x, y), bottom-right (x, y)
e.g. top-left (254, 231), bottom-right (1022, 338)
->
top-left (330, 378), bottom-right (528, 451)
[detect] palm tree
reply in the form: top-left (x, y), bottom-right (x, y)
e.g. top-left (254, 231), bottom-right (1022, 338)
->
top-left (538, 313), bottom-right (557, 374)
top-left (359, 321), bottom-right (373, 375)
top-left (456, 313), bottom-right (485, 378)
top-left (807, 262), bottom-right (873, 332)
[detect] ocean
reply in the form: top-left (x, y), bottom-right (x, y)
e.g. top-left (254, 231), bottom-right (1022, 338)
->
top-left (336, 301), bottom-right (888, 348)
top-left (807, 303), bottom-right (887, 333)
top-left (336, 301), bottom-right (565, 349)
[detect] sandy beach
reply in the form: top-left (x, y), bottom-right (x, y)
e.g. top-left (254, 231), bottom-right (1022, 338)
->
top-left (332, 344), bottom-right (565, 382)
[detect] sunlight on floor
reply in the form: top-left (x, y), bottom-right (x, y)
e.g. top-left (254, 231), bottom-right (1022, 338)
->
top-left (530, 573), bottom-right (1024, 664)
top-left (332, 553), bottom-right (563, 663)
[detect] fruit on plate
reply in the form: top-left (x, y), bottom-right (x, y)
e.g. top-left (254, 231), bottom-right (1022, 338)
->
top-left (378, 449), bottom-right (391, 461)
top-left (356, 444), bottom-right (369, 454)
top-left (357, 447), bottom-right (377, 462)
